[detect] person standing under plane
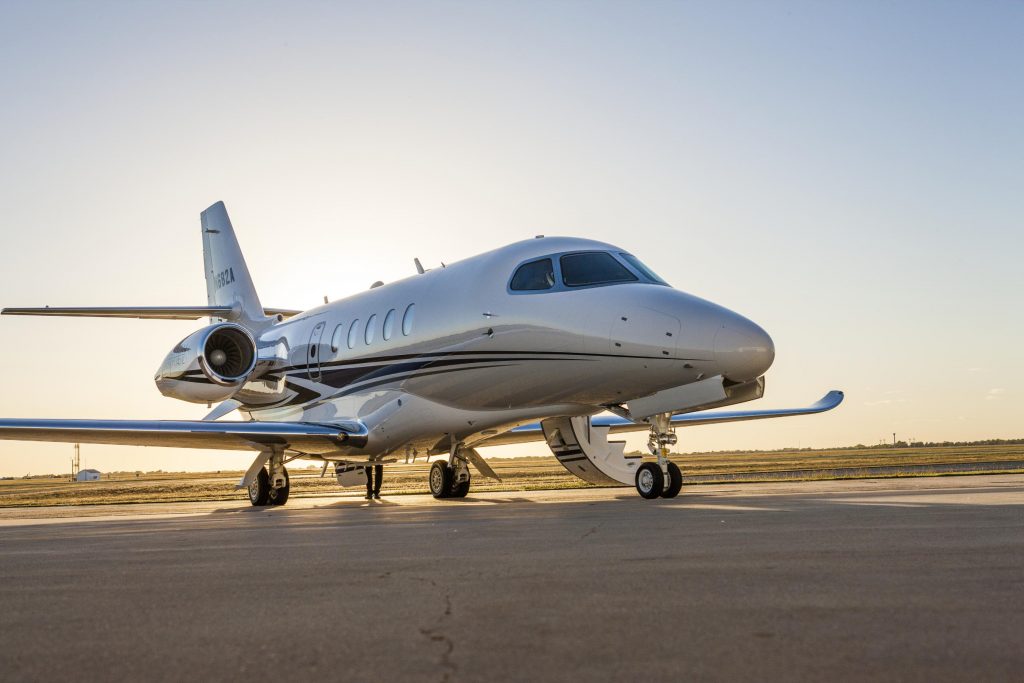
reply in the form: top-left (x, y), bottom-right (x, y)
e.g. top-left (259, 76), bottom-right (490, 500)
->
top-left (365, 463), bottom-right (383, 500)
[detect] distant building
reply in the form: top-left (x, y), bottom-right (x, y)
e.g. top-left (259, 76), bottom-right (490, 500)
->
top-left (76, 469), bottom-right (101, 482)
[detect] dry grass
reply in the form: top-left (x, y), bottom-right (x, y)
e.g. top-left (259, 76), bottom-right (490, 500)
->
top-left (2, 444), bottom-right (1022, 507)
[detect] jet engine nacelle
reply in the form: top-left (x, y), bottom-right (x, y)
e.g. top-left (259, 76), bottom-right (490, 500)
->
top-left (154, 323), bottom-right (258, 403)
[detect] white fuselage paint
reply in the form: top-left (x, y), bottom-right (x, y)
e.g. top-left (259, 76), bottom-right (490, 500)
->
top-left (194, 236), bottom-right (775, 460)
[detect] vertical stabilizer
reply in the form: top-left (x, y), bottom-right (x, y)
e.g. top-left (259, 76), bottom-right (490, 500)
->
top-left (200, 202), bottom-right (266, 325)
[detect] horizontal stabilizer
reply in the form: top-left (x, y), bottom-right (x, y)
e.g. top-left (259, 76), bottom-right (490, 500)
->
top-left (0, 418), bottom-right (367, 454)
top-left (1, 306), bottom-right (301, 320)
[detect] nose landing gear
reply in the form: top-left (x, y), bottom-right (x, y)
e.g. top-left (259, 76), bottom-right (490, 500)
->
top-left (635, 414), bottom-right (683, 499)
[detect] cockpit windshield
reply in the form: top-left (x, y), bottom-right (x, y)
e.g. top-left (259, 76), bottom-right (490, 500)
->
top-left (619, 253), bottom-right (668, 285)
top-left (508, 250), bottom-right (666, 294)
top-left (560, 252), bottom-right (638, 287)
top-left (510, 258), bottom-right (556, 291)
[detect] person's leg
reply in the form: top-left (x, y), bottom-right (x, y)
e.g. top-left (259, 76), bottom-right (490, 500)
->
top-left (373, 464), bottom-right (383, 496)
top-left (365, 467), bottom-right (373, 498)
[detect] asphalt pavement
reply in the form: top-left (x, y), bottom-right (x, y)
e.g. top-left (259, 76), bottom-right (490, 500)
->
top-left (1, 475), bottom-right (1022, 682)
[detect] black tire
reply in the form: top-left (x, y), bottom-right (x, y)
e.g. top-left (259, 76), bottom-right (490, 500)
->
top-left (451, 471), bottom-right (471, 498)
top-left (635, 462), bottom-right (664, 500)
top-left (248, 467), bottom-right (271, 506)
top-left (429, 461), bottom-right (452, 499)
top-left (660, 462), bottom-right (682, 499)
top-left (268, 466), bottom-right (290, 506)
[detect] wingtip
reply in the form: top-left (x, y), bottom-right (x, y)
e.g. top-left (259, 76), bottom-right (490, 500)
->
top-left (822, 390), bottom-right (845, 407)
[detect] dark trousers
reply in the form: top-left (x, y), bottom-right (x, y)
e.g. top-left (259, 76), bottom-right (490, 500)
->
top-left (365, 464), bottom-right (383, 495)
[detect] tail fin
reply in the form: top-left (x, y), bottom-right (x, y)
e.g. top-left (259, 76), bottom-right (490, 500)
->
top-left (200, 202), bottom-right (266, 325)
top-left (1, 203), bottom-right (300, 324)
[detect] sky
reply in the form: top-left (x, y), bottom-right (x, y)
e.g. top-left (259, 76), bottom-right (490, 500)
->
top-left (0, 1), bottom-right (1021, 477)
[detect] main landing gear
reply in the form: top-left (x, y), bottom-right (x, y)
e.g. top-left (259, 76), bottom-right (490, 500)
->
top-left (635, 414), bottom-right (683, 500)
top-left (247, 452), bottom-right (290, 506)
top-left (429, 446), bottom-right (471, 499)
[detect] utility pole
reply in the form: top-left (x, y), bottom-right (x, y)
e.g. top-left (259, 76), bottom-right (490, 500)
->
top-left (72, 443), bottom-right (80, 481)
top-left (892, 433), bottom-right (896, 447)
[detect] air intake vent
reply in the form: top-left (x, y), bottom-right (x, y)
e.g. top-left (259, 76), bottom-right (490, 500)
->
top-left (203, 326), bottom-right (256, 383)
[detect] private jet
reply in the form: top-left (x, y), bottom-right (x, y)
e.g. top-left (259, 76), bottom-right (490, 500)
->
top-left (0, 202), bottom-right (842, 504)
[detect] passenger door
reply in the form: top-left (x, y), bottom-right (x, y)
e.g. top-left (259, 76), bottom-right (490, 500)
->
top-left (307, 321), bottom-right (326, 382)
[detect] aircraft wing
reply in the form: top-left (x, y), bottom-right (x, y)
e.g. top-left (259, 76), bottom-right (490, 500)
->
top-left (1, 306), bottom-right (301, 320)
top-left (0, 418), bottom-right (367, 455)
top-left (480, 391), bottom-right (844, 446)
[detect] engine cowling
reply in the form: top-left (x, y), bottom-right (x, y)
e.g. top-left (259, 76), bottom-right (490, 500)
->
top-left (155, 323), bottom-right (258, 403)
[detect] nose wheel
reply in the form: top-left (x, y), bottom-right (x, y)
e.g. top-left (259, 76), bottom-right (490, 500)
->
top-left (634, 416), bottom-right (683, 499)
top-left (662, 462), bottom-right (683, 498)
top-left (635, 463), bottom-right (664, 499)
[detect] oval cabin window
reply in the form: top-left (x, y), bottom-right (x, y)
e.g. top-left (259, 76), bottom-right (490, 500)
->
top-left (383, 309), bottom-right (396, 341)
top-left (402, 304), bottom-right (415, 336)
top-left (365, 314), bottom-right (377, 345)
top-left (330, 324), bottom-right (345, 352)
top-left (347, 319), bottom-right (360, 349)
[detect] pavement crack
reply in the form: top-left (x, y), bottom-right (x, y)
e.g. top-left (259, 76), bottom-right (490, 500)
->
top-left (579, 525), bottom-right (598, 541)
top-left (411, 577), bottom-right (457, 682)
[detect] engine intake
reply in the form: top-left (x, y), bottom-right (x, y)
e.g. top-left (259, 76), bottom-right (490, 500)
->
top-left (155, 323), bottom-right (259, 403)
top-left (201, 325), bottom-right (257, 384)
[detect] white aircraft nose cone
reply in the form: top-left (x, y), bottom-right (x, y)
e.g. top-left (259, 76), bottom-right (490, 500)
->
top-left (714, 317), bottom-right (775, 382)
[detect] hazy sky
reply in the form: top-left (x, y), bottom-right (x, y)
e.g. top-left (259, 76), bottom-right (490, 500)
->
top-left (1, 1), bottom-right (1021, 476)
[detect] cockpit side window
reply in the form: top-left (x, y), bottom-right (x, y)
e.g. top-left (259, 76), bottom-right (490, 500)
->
top-left (510, 258), bottom-right (556, 291)
top-left (560, 252), bottom-right (638, 287)
top-left (619, 253), bottom-right (668, 285)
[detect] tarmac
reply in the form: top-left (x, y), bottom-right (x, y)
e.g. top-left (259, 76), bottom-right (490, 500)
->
top-left (1, 474), bottom-right (1022, 682)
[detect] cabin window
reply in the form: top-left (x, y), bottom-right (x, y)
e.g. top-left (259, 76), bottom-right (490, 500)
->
top-left (347, 319), bottom-right (360, 349)
top-left (330, 324), bottom-right (345, 352)
top-left (402, 304), bottom-right (415, 336)
top-left (365, 314), bottom-right (377, 345)
top-left (383, 309), bottom-right (396, 341)
top-left (619, 253), bottom-right (668, 285)
top-left (560, 252), bottom-right (638, 287)
top-left (510, 258), bottom-right (555, 291)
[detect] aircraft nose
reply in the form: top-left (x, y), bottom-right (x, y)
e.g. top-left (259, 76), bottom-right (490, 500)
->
top-left (713, 314), bottom-right (775, 382)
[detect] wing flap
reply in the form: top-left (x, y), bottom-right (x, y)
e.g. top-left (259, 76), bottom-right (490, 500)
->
top-left (0, 418), bottom-right (367, 454)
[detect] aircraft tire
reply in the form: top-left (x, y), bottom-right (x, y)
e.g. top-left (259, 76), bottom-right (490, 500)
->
top-left (635, 462), bottom-right (664, 500)
top-left (248, 467), bottom-right (271, 506)
top-left (268, 466), bottom-right (290, 506)
top-left (660, 462), bottom-right (682, 499)
top-left (451, 472), bottom-right (471, 498)
top-left (430, 461), bottom-right (453, 499)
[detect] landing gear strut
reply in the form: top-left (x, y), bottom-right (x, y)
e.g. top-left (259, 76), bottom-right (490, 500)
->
top-left (429, 445), bottom-right (472, 499)
top-left (634, 414), bottom-right (683, 499)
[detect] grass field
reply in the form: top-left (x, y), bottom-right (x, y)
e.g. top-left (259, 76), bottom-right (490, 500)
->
top-left (2, 443), bottom-right (1023, 507)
